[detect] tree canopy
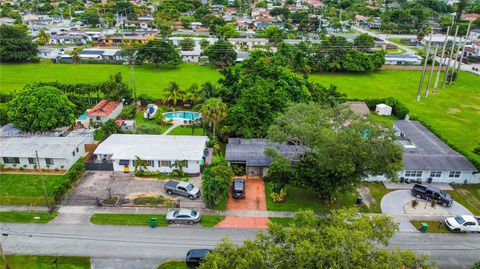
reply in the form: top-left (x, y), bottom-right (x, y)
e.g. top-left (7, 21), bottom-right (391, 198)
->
top-left (7, 86), bottom-right (76, 132)
top-left (205, 39), bottom-right (237, 67)
top-left (199, 209), bottom-right (431, 269)
top-left (137, 39), bottom-right (181, 68)
top-left (0, 25), bottom-right (38, 63)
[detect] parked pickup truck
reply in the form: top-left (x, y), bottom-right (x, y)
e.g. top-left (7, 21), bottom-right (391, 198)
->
top-left (163, 181), bottom-right (201, 200)
top-left (445, 215), bottom-right (480, 233)
top-left (411, 184), bottom-right (453, 207)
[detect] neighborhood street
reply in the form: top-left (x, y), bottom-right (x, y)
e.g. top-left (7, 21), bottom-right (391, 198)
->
top-left (1, 222), bottom-right (479, 269)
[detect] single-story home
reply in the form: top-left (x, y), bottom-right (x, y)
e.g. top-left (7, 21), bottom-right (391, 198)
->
top-left (345, 101), bottom-right (370, 117)
top-left (367, 120), bottom-right (478, 184)
top-left (93, 134), bottom-right (209, 173)
top-left (87, 100), bottom-right (123, 123)
top-left (225, 138), bottom-right (305, 177)
top-left (0, 136), bottom-right (88, 171)
top-left (385, 54), bottom-right (423, 65)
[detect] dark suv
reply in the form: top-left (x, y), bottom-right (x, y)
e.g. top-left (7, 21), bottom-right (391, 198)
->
top-left (186, 249), bottom-right (211, 268)
top-left (232, 178), bottom-right (245, 199)
top-left (411, 184), bottom-right (453, 207)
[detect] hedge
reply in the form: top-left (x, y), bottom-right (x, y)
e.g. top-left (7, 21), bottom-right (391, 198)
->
top-left (51, 159), bottom-right (85, 203)
top-left (359, 97), bottom-right (410, 119)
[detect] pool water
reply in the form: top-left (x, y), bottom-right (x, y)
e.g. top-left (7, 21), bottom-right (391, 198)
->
top-left (78, 113), bottom-right (88, 120)
top-left (164, 111), bottom-right (201, 120)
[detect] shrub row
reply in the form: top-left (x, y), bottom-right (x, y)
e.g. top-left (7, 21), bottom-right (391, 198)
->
top-left (358, 97), bottom-right (410, 119)
top-left (51, 159), bottom-right (85, 204)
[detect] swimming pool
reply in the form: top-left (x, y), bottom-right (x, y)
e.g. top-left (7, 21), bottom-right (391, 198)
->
top-left (164, 111), bottom-right (201, 120)
top-left (78, 113), bottom-right (88, 120)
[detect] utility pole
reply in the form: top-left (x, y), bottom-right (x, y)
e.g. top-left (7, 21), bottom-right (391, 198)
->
top-left (0, 235), bottom-right (9, 269)
top-left (130, 63), bottom-right (137, 105)
top-left (455, 21), bottom-right (472, 78)
top-left (425, 44), bottom-right (439, 98)
top-left (449, 29), bottom-right (465, 85)
top-left (442, 26), bottom-right (459, 89)
top-left (433, 26), bottom-right (450, 93)
top-left (35, 150), bottom-right (51, 210)
top-left (417, 32), bottom-right (432, 102)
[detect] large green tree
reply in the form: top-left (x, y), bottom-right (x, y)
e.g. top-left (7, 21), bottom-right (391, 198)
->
top-left (267, 103), bottom-right (403, 201)
top-left (100, 72), bottom-right (132, 101)
top-left (7, 86), bottom-right (76, 132)
top-left (353, 33), bottom-right (375, 50)
top-left (137, 39), bottom-right (181, 68)
top-left (201, 156), bottom-right (233, 207)
top-left (205, 39), bottom-right (237, 67)
top-left (0, 25), bottom-right (38, 63)
top-left (200, 98), bottom-right (227, 137)
top-left (199, 209), bottom-right (432, 269)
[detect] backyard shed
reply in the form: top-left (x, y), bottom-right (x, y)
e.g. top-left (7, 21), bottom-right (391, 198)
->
top-left (375, 103), bottom-right (392, 116)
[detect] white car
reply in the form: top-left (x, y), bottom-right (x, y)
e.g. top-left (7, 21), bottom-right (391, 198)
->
top-left (445, 215), bottom-right (480, 233)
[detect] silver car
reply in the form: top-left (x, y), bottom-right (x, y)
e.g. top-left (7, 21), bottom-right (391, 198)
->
top-left (166, 209), bottom-right (201, 225)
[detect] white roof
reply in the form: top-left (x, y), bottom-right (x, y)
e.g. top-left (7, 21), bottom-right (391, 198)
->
top-left (94, 134), bottom-right (208, 161)
top-left (0, 136), bottom-right (87, 159)
top-left (376, 103), bottom-right (391, 108)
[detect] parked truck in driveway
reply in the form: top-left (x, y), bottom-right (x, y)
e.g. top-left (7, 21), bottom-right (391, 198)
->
top-left (445, 215), bottom-right (480, 233)
top-left (411, 184), bottom-right (453, 207)
top-left (163, 181), bottom-right (201, 200)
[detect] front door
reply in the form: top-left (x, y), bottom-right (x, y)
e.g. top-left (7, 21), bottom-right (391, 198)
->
top-left (123, 165), bottom-right (130, 173)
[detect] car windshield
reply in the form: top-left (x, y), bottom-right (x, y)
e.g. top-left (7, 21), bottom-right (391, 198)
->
top-left (186, 184), bottom-right (194, 191)
top-left (191, 210), bottom-right (198, 217)
top-left (439, 190), bottom-right (447, 197)
top-left (173, 211), bottom-right (179, 217)
top-left (454, 216), bottom-right (465, 225)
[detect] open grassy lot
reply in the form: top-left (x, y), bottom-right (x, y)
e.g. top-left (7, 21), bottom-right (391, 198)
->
top-left (90, 213), bottom-right (224, 227)
top-left (157, 260), bottom-right (189, 269)
top-left (311, 70), bottom-right (480, 167)
top-left (167, 126), bottom-right (205, 136)
top-left (447, 184), bottom-right (480, 215)
top-left (0, 211), bottom-right (58, 223)
top-left (0, 63), bottom-right (221, 97)
top-left (265, 183), bottom-right (364, 213)
top-left (358, 182), bottom-right (394, 213)
top-left (0, 255), bottom-right (90, 269)
top-left (0, 174), bottom-right (65, 205)
top-left (410, 220), bottom-right (450, 233)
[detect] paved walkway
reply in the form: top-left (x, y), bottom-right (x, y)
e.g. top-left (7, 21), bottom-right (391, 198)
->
top-left (160, 122), bottom-right (180, 136)
top-left (383, 182), bottom-right (453, 190)
top-left (0, 205), bottom-right (50, 212)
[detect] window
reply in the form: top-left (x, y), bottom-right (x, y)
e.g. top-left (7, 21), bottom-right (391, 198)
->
top-left (147, 160), bottom-right (154, 167)
top-left (96, 116), bottom-right (101, 121)
top-left (76, 147), bottom-right (79, 153)
top-left (160, 160), bottom-right (171, 167)
top-left (28, 158), bottom-right (37, 165)
top-left (72, 151), bottom-right (76, 157)
top-left (45, 158), bottom-right (54, 165)
top-left (430, 171), bottom-right (442, 178)
top-left (449, 171), bottom-right (461, 178)
top-left (405, 170), bottom-right (422, 177)
top-left (3, 157), bottom-right (19, 164)
top-left (184, 161), bottom-right (188, 168)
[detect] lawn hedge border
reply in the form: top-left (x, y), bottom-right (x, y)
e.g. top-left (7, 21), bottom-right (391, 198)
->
top-left (51, 158), bottom-right (85, 204)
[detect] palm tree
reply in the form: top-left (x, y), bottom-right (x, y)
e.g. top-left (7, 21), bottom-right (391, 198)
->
top-left (200, 82), bottom-right (218, 99)
top-left (134, 156), bottom-right (148, 171)
top-left (200, 98), bottom-right (227, 138)
top-left (37, 29), bottom-right (50, 45)
top-left (70, 47), bottom-right (82, 64)
top-left (162, 82), bottom-right (186, 106)
top-left (186, 83), bottom-right (202, 106)
top-left (172, 160), bottom-right (188, 175)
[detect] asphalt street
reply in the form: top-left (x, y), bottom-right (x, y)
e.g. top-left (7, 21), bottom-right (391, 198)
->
top-left (1, 222), bottom-right (479, 269)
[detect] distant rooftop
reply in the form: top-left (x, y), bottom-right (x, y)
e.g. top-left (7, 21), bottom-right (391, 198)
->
top-left (87, 100), bottom-right (121, 117)
top-left (1, 136), bottom-right (87, 158)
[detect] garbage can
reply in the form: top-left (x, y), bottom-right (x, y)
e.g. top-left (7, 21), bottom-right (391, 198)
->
top-left (421, 222), bottom-right (428, 233)
top-left (149, 217), bottom-right (157, 228)
top-left (356, 196), bottom-right (363, 205)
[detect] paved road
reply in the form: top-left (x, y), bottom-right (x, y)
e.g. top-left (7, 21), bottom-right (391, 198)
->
top-left (1, 223), bottom-right (479, 268)
top-left (351, 26), bottom-right (417, 54)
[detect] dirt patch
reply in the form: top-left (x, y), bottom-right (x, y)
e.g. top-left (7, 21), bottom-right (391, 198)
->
top-left (457, 189), bottom-right (480, 208)
top-left (447, 108), bottom-right (461, 114)
top-left (357, 186), bottom-right (374, 208)
top-left (125, 192), bottom-right (164, 200)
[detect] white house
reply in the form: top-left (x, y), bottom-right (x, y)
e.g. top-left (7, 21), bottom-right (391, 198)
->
top-left (93, 135), bottom-right (209, 174)
top-left (385, 54), bottom-right (423, 65)
top-left (86, 100), bottom-right (123, 123)
top-left (181, 51), bottom-right (202, 63)
top-left (366, 120), bottom-right (478, 184)
top-left (0, 136), bottom-right (88, 171)
top-left (375, 103), bottom-right (392, 116)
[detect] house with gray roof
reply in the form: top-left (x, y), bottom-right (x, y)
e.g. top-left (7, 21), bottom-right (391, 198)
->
top-left (225, 138), bottom-right (305, 177)
top-left (367, 120), bottom-right (478, 183)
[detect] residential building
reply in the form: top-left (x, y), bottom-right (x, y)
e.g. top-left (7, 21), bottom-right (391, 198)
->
top-left (0, 136), bottom-right (88, 171)
top-left (93, 135), bottom-right (209, 173)
top-left (469, 29), bottom-right (480, 40)
top-left (181, 51), bottom-right (202, 63)
top-left (384, 54), bottom-right (423, 65)
top-left (78, 48), bottom-right (124, 63)
top-left (225, 138), bottom-right (305, 177)
top-left (0, 17), bottom-right (16, 26)
top-left (345, 101), bottom-right (370, 117)
top-left (367, 120), bottom-right (478, 184)
top-left (86, 100), bottom-right (123, 123)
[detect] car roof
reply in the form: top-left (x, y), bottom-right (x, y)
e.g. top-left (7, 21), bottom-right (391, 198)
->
top-left (178, 209), bottom-right (194, 215)
top-left (460, 215), bottom-right (477, 222)
top-left (234, 180), bottom-right (244, 190)
top-left (178, 182), bottom-right (190, 188)
top-left (188, 249), bottom-right (211, 258)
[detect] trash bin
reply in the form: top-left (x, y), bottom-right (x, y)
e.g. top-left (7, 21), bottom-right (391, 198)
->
top-left (356, 196), bottom-right (363, 205)
top-left (149, 217), bottom-right (157, 228)
top-left (421, 222), bottom-right (428, 233)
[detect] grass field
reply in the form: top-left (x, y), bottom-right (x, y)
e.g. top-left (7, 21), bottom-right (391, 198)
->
top-left (410, 220), bottom-right (450, 233)
top-left (0, 255), bottom-right (90, 269)
top-left (447, 184), bottom-right (480, 215)
top-left (310, 70), bottom-right (480, 167)
top-left (0, 211), bottom-right (58, 223)
top-left (90, 213), bottom-right (224, 227)
top-left (358, 182), bottom-right (394, 213)
top-left (0, 63), bottom-right (221, 97)
top-left (0, 173), bottom-right (66, 205)
top-left (157, 260), bottom-right (189, 269)
top-left (167, 126), bottom-right (205, 136)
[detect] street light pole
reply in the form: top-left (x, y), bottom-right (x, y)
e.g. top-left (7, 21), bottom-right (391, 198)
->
top-left (36, 150), bottom-right (51, 209)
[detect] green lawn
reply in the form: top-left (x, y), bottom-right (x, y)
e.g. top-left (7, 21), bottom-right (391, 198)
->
top-left (157, 260), bottom-right (189, 269)
top-left (134, 110), bottom-right (172, 134)
top-left (447, 184), bottom-right (480, 215)
top-left (0, 255), bottom-right (90, 269)
top-left (265, 183), bottom-right (363, 213)
top-left (167, 126), bottom-right (205, 136)
top-left (0, 63), bottom-right (221, 97)
top-left (410, 220), bottom-right (450, 233)
top-left (268, 217), bottom-right (292, 226)
top-left (310, 70), bottom-right (480, 167)
top-left (0, 173), bottom-right (65, 205)
top-left (90, 213), bottom-right (224, 227)
top-left (0, 211), bottom-right (58, 223)
top-left (358, 182), bottom-right (394, 213)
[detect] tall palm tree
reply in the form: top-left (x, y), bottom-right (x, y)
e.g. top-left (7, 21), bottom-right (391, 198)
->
top-left (71, 47), bottom-right (82, 64)
top-left (162, 81), bottom-right (185, 106)
top-left (186, 83), bottom-right (202, 106)
top-left (172, 160), bottom-right (188, 175)
top-left (200, 82), bottom-right (218, 99)
top-left (37, 29), bottom-right (50, 45)
top-left (200, 98), bottom-right (227, 138)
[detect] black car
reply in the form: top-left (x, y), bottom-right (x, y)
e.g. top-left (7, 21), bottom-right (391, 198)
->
top-left (232, 178), bottom-right (245, 199)
top-left (186, 249), bottom-right (211, 268)
top-left (411, 184), bottom-right (453, 207)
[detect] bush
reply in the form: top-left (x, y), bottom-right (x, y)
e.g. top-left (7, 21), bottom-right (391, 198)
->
top-left (361, 97), bottom-right (410, 119)
top-left (136, 124), bottom-right (168, 134)
top-left (270, 186), bottom-right (287, 202)
top-left (51, 159), bottom-right (85, 203)
top-left (202, 156), bottom-right (233, 208)
top-left (121, 105), bottom-right (136, 119)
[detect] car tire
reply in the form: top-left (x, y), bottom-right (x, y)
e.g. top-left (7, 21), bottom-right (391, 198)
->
top-left (453, 228), bottom-right (461, 233)
top-left (168, 220), bottom-right (175, 224)
top-left (167, 190), bottom-right (173, 195)
top-left (441, 202), bottom-right (448, 207)
top-left (188, 220), bottom-right (194, 225)
top-left (188, 195), bottom-right (194, 200)
top-left (415, 194), bottom-right (422, 199)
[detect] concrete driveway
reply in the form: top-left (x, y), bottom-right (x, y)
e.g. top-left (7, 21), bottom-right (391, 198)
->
top-left (381, 190), bottom-right (473, 216)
